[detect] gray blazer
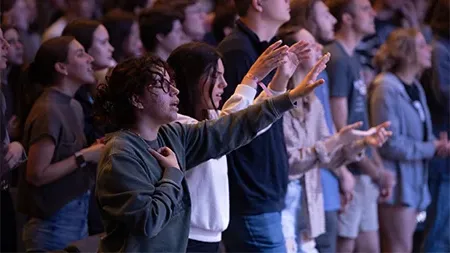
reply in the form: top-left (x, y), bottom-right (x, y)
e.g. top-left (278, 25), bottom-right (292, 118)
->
top-left (369, 72), bottom-right (435, 209)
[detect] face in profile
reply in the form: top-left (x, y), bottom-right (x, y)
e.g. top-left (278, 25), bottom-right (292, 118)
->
top-left (63, 39), bottom-right (96, 85)
top-left (88, 25), bottom-right (115, 70)
top-left (123, 22), bottom-right (144, 59)
top-left (261, 0), bottom-right (291, 24)
top-left (201, 59), bottom-right (228, 110)
top-left (352, 0), bottom-right (376, 36)
top-left (313, 1), bottom-right (337, 42)
top-left (138, 67), bottom-right (180, 125)
top-left (414, 32), bottom-right (432, 70)
top-left (4, 28), bottom-right (24, 66)
top-left (0, 29), bottom-right (10, 70)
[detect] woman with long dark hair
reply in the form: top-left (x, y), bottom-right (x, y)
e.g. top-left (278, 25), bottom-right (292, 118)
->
top-left (166, 41), bottom-right (310, 252)
top-left (17, 36), bottom-right (105, 251)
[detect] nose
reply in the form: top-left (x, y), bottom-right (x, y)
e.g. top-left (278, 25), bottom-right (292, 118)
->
top-left (109, 42), bottom-right (114, 52)
top-left (1, 38), bottom-right (10, 51)
top-left (170, 85), bottom-right (180, 96)
top-left (86, 53), bottom-right (94, 63)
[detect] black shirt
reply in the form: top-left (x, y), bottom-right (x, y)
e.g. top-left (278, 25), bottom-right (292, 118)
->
top-left (399, 78), bottom-right (428, 141)
top-left (217, 20), bottom-right (289, 215)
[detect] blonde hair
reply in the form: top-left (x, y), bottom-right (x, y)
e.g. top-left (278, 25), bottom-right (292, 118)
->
top-left (373, 28), bottom-right (420, 73)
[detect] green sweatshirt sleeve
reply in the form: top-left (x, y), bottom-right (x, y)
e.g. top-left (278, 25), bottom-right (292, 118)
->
top-left (96, 152), bottom-right (184, 237)
top-left (182, 92), bottom-right (295, 169)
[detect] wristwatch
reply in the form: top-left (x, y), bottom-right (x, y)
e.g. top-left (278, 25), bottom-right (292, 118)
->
top-left (75, 151), bottom-right (87, 169)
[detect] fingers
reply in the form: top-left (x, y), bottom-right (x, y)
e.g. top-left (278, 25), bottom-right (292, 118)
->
top-left (4, 150), bottom-right (13, 163)
top-left (376, 121), bottom-right (391, 130)
top-left (342, 121), bottom-right (363, 132)
top-left (306, 78), bottom-right (324, 91)
top-left (263, 40), bottom-right (283, 55)
top-left (148, 148), bottom-right (164, 160)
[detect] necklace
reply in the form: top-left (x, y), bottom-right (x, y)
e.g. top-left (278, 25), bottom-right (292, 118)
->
top-left (124, 129), bottom-right (160, 151)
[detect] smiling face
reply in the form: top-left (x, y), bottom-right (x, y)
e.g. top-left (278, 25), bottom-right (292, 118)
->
top-left (88, 25), bottom-right (115, 70)
top-left (64, 40), bottom-right (96, 85)
top-left (201, 59), bottom-right (227, 110)
top-left (4, 28), bottom-right (24, 66)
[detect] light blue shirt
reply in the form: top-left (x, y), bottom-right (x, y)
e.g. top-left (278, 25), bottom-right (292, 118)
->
top-left (315, 71), bottom-right (340, 211)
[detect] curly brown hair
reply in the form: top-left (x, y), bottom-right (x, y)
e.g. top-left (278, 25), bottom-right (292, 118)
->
top-left (94, 54), bottom-right (174, 131)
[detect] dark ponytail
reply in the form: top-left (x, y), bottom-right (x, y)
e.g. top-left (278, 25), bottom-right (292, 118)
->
top-left (19, 36), bottom-right (74, 125)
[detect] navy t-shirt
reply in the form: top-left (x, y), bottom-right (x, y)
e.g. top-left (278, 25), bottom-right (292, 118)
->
top-left (325, 41), bottom-right (371, 173)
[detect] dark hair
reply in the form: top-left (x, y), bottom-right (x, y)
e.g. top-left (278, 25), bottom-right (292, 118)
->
top-left (212, 5), bottom-right (237, 43)
top-left (102, 9), bottom-right (136, 61)
top-left (1, 0), bottom-right (15, 14)
top-left (326, 0), bottom-right (355, 32)
top-left (430, 0), bottom-right (450, 39)
top-left (233, 0), bottom-right (252, 17)
top-left (154, 0), bottom-right (198, 18)
top-left (62, 19), bottom-right (101, 51)
top-left (139, 7), bottom-right (183, 52)
top-left (22, 36), bottom-right (74, 126)
top-left (167, 42), bottom-right (221, 121)
top-left (94, 54), bottom-right (174, 130)
top-left (119, 0), bottom-right (150, 12)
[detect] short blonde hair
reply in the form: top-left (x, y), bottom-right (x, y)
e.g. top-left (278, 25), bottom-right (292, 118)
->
top-left (373, 28), bottom-right (421, 73)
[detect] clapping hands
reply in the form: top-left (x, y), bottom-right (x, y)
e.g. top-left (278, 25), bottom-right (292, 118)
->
top-left (338, 121), bottom-right (393, 147)
top-left (435, 132), bottom-right (450, 157)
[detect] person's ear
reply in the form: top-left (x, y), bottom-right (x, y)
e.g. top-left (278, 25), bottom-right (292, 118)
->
top-left (342, 12), bottom-right (353, 26)
top-left (54, 62), bottom-right (69, 76)
top-left (131, 95), bottom-right (144, 109)
top-left (252, 0), bottom-right (264, 13)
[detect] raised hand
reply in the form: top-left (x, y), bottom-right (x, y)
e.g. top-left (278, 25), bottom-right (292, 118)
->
top-left (245, 40), bottom-right (289, 83)
top-left (149, 147), bottom-right (180, 170)
top-left (278, 40), bottom-right (311, 78)
top-left (288, 52), bottom-right (330, 101)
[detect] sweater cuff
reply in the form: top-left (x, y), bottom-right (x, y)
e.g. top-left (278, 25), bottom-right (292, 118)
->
top-left (269, 92), bottom-right (297, 117)
top-left (235, 84), bottom-right (257, 99)
top-left (161, 167), bottom-right (184, 185)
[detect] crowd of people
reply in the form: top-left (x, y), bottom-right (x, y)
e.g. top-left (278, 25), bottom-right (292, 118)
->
top-left (0, 0), bottom-right (449, 252)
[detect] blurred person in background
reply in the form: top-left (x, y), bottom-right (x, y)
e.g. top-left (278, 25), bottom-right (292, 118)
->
top-left (370, 28), bottom-right (449, 253)
top-left (42, 0), bottom-right (96, 42)
top-left (102, 9), bottom-right (143, 63)
top-left (324, 0), bottom-right (396, 252)
top-left (0, 26), bottom-right (26, 253)
top-left (155, 0), bottom-right (208, 42)
top-left (139, 7), bottom-right (190, 61)
top-left (421, 0), bottom-right (450, 251)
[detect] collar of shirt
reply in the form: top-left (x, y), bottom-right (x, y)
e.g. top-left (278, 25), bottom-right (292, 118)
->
top-left (236, 19), bottom-right (279, 54)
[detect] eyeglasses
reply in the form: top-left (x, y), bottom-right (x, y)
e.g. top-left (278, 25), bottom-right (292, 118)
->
top-left (149, 78), bottom-right (176, 93)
